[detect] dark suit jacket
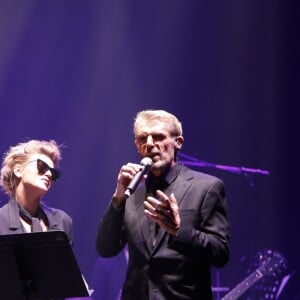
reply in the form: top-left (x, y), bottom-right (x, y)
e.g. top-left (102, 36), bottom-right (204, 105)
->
top-left (0, 197), bottom-right (73, 245)
top-left (96, 164), bottom-right (230, 300)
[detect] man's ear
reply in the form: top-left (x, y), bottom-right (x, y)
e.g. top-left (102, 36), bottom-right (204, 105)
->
top-left (175, 136), bottom-right (184, 150)
top-left (135, 139), bottom-right (142, 155)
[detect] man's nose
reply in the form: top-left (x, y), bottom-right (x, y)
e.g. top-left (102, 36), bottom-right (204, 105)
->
top-left (146, 135), bottom-right (154, 145)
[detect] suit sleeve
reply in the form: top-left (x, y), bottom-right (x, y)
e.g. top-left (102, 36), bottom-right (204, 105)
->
top-left (96, 200), bottom-right (127, 257)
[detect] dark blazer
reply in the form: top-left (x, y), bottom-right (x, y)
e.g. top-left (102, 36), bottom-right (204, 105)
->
top-left (0, 197), bottom-right (73, 245)
top-left (97, 164), bottom-right (230, 300)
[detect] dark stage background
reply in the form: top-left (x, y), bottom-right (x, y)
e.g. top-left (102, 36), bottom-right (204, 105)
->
top-left (0, 1), bottom-right (299, 299)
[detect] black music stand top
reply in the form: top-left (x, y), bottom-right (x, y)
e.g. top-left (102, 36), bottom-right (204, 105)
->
top-left (0, 231), bottom-right (89, 299)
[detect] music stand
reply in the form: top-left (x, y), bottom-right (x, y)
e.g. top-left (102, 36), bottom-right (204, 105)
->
top-left (0, 231), bottom-right (89, 299)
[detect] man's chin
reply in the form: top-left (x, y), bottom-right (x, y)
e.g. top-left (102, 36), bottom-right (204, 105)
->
top-left (151, 161), bottom-right (170, 176)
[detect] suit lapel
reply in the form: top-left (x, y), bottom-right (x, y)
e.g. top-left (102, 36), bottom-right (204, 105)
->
top-left (133, 187), bottom-right (153, 254)
top-left (134, 165), bottom-right (193, 255)
top-left (41, 204), bottom-right (59, 231)
top-left (8, 198), bottom-right (23, 233)
top-left (152, 174), bottom-right (192, 253)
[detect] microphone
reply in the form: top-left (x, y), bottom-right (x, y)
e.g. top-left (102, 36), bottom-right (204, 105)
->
top-left (124, 157), bottom-right (152, 198)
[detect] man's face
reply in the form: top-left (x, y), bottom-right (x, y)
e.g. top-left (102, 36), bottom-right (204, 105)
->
top-left (135, 120), bottom-right (183, 176)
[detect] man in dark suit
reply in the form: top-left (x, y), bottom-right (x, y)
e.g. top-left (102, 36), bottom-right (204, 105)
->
top-left (96, 109), bottom-right (230, 300)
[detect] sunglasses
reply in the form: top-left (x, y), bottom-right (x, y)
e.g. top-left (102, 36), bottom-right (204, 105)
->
top-left (28, 159), bottom-right (61, 182)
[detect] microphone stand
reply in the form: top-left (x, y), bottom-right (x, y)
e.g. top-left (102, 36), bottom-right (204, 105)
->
top-left (179, 152), bottom-right (270, 176)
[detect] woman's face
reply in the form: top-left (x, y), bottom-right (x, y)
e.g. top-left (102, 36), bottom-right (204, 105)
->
top-left (17, 154), bottom-right (59, 197)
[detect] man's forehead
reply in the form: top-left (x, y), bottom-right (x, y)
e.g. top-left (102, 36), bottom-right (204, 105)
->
top-left (136, 119), bottom-right (171, 131)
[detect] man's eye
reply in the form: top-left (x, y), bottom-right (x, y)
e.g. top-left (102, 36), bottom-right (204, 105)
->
top-left (136, 134), bottom-right (165, 144)
top-left (137, 136), bottom-right (147, 143)
top-left (152, 134), bottom-right (164, 141)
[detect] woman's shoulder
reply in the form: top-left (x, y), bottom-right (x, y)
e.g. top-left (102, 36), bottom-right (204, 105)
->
top-left (41, 202), bottom-right (72, 221)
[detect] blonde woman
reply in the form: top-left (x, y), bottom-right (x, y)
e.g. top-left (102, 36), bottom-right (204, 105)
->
top-left (0, 139), bottom-right (72, 244)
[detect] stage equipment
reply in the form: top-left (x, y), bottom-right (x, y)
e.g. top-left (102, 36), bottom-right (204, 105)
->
top-left (0, 231), bottom-right (89, 300)
top-left (221, 249), bottom-right (287, 300)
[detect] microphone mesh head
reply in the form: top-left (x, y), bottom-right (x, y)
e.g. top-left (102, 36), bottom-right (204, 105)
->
top-left (140, 157), bottom-right (152, 167)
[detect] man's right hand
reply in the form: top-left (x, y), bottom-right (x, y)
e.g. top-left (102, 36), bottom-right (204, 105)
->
top-left (112, 162), bottom-right (144, 207)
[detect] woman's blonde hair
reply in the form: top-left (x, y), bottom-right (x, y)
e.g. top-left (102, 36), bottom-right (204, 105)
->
top-left (0, 139), bottom-right (62, 197)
